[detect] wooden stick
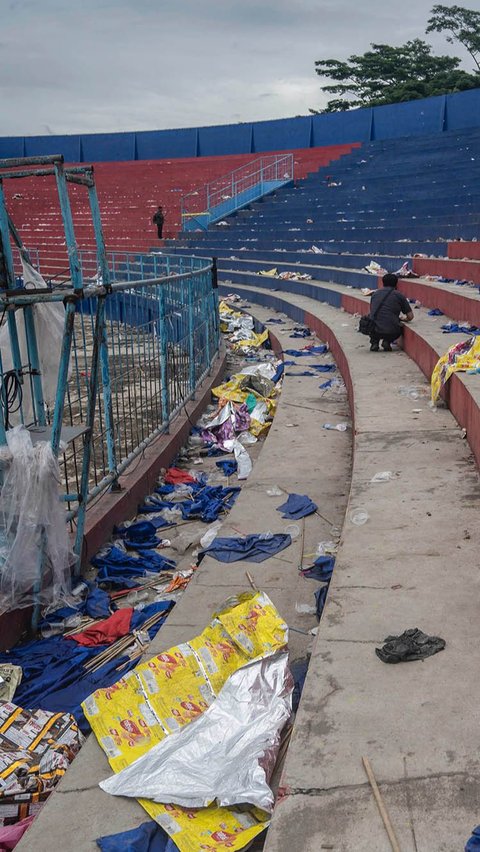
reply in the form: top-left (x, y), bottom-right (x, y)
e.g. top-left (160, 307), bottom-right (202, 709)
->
top-left (362, 757), bottom-right (402, 852)
top-left (245, 571), bottom-right (258, 591)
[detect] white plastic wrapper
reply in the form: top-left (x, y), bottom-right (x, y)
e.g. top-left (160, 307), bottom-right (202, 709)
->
top-left (0, 425), bottom-right (74, 612)
top-left (223, 438), bottom-right (252, 480)
top-left (238, 362), bottom-right (277, 381)
top-left (0, 260), bottom-right (67, 425)
top-left (100, 652), bottom-right (292, 811)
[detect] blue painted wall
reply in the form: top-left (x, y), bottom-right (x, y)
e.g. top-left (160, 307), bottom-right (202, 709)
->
top-left (1, 88), bottom-right (480, 163)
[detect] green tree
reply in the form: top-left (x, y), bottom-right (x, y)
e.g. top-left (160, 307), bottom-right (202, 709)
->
top-left (427, 4), bottom-right (480, 71)
top-left (312, 39), bottom-right (479, 113)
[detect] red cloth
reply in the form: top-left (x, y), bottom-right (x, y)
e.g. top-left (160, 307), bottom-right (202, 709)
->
top-left (164, 467), bottom-right (196, 485)
top-left (0, 815), bottom-right (35, 851)
top-left (67, 608), bottom-right (134, 646)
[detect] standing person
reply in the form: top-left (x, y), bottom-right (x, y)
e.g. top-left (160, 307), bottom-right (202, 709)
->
top-left (369, 273), bottom-right (414, 352)
top-left (152, 205), bottom-right (165, 240)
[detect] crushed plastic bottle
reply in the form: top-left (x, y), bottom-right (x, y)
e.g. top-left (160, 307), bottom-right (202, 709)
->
top-left (370, 471), bottom-right (395, 483)
top-left (316, 540), bottom-right (337, 555)
top-left (323, 423), bottom-right (348, 431)
top-left (350, 508), bottom-right (369, 525)
top-left (266, 485), bottom-right (283, 497)
top-left (200, 521), bottom-right (222, 550)
top-left (284, 524), bottom-right (300, 540)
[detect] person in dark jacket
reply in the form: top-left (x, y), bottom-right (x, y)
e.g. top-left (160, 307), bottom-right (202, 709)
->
top-left (369, 273), bottom-right (414, 351)
top-left (152, 206), bottom-right (164, 239)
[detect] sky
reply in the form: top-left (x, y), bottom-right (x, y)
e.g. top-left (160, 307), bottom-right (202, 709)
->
top-left (0, 0), bottom-right (476, 137)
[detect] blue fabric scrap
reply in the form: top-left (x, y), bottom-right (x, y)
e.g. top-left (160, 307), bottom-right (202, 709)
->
top-left (465, 825), bottom-right (480, 851)
top-left (92, 546), bottom-right (176, 588)
top-left (428, 308), bottom-right (444, 316)
top-left (302, 556), bottom-right (335, 582)
top-left (201, 533), bottom-right (292, 563)
top-left (319, 379), bottom-right (334, 389)
top-left (97, 820), bottom-right (178, 852)
top-left (277, 493), bottom-right (317, 520)
top-left (315, 585), bottom-right (329, 619)
top-left (216, 459), bottom-right (238, 477)
top-left (285, 371), bottom-right (317, 377)
top-left (271, 362), bottom-right (285, 383)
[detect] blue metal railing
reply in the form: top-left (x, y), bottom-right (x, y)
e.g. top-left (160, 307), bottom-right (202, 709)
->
top-left (181, 153), bottom-right (294, 231)
top-left (0, 156), bottom-right (220, 622)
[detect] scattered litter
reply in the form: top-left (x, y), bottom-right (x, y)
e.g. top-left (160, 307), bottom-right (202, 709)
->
top-left (301, 556), bottom-right (335, 582)
top-left (370, 471), bottom-right (395, 483)
top-left (428, 308), bottom-right (444, 316)
top-left (364, 261), bottom-right (387, 275)
top-left (266, 485), bottom-right (283, 497)
top-left (323, 423), bottom-right (348, 432)
top-left (465, 825), bottom-right (480, 851)
top-left (284, 524), bottom-right (301, 541)
top-left (375, 628), bottom-right (446, 663)
top-left (395, 261), bottom-right (419, 278)
top-left (350, 508), bottom-right (369, 526)
top-left (295, 602), bottom-right (317, 615)
top-left (316, 541), bottom-right (338, 556)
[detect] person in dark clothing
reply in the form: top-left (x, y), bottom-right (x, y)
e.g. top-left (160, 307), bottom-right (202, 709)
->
top-left (369, 273), bottom-right (414, 352)
top-left (152, 206), bottom-right (164, 239)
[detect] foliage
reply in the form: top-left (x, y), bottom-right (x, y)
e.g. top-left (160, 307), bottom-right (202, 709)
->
top-left (427, 4), bottom-right (480, 71)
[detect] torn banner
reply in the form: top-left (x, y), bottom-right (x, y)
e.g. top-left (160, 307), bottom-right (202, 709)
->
top-left (84, 592), bottom-right (287, 852)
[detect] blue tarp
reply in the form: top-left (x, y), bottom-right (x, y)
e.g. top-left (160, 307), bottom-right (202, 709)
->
top-left (315, 585), bottom-right (329, 619)
top-left (92, 546), bottom-right (176, 588)
top-left (97, 821), bottom-right (178, 852)
top-left (277, 494), bottom-right (317, 520)
top-left (201, 533), bottom-right (292, 563)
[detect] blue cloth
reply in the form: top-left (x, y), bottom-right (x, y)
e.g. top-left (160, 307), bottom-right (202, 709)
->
top-left (441, 323), bottom-right (480, 335)
top-left (146, 483), bottom-right (240, 524)
top-left (319, 379), bottom-right (334, 389)
top-left (428, 308), bottom-right (444, 316)
top-left (266, 318), bottom-right (285, 324)
top-left (285, 371), bottom-right (317, 377)
top-left (40, 583), bottom-right (111, 629)
top-left (277, 493), bottom-right (317, 520)
top-left (116, 521), bottom-right (162, 551)
top-left (283, 360), bottom-right (297, 366)
top-left (307, 345), bottom-right (328, 354)
top-left (97, 821), bottom-right (178, 852)
top-left (315, 585), bottom-right (329, 619)
top-left (202, 533), bottom-right (292, 563)
top-left (92, 546), bottom-right (176, 588)
top-left (302, 556), bottom-right (335, 582)
top-left (284, 349), bottom-right (313, 357)
top-left (130, 601), bottom-right (173, 635)
top-left (314, 364), bottom-right (336, 372)
top-left (271, 363), bottom-right (284, 383)
top-left (465, 826), bottom-right (480, 851)
top-left (290, 327), bottom-right (312, 338)
top-left (215, 459), bottom-right (238, 477)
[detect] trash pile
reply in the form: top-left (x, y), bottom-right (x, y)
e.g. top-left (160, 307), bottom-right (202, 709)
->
top-left (86, 591), bottom-right (291, 852)
top-left (0, 300), bottom-right (287, 848)
top-left (257, 268), bottom-right (313, 281)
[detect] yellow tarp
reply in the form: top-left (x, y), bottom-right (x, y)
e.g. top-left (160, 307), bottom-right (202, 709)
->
top-left (431, 335), bottom-right (480, 403)
top-left (83, 592), bottom-right (287, 852)
top-left (211, 377), bottom-right (277, 415)
top-left (257, 268), bottom-right (278, 277)
top-left (231, 330), bottom-right (269, 351)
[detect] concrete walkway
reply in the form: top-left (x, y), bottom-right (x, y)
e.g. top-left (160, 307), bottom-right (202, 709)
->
top-left (17, 308), bottom-right (352, 851)
top-left (226, 288), bottom-right (480, 852)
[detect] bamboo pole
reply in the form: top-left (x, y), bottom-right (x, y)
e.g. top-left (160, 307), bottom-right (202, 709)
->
top-left (362, 757), bottom-right (401, 852)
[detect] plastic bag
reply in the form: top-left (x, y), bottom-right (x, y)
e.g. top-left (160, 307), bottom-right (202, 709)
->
top-left (0, 261), bottom-right (67, 425)
top-left (0, 425), bottom-right (74, 613)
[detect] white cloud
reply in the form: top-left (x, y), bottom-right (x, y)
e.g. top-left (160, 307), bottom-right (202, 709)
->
top-left (0, 0), bottom-right (472, 135)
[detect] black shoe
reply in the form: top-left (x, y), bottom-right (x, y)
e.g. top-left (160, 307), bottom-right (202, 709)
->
top-left (370, 343), bottom-right (379, 352)
top-left (382, 341), bottom-right (392, 352)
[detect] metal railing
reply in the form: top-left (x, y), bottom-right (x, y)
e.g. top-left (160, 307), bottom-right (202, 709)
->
top-left (0, 156), bottom-right (220, 623)
top-left (181, 153), bottom-right (294, 231)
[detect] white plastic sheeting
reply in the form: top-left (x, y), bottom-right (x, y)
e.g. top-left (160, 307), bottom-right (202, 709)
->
top-left (0, 260), bottom-right (66, 425)
top-left (100, 652), bottom-right (292, 812)
top-left (223, 438), bottom-right (252, 480)
top-left (0, 425), bottom-right (74, 613)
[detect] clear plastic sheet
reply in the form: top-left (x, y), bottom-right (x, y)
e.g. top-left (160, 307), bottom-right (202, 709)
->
top-left (0, 426), bottom-right (74, 613)
top-left (100, 652), bottom-right (292, 812)
top-left (0, 261), bottom-right (66, 425)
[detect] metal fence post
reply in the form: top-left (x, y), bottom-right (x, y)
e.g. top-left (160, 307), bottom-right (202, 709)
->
top-left (188, 277), bottom-right (196, 396)
top-left (158, 284), bottom-right (169, 429)
top-left (87, 182), bottom-right (118, 488)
